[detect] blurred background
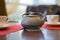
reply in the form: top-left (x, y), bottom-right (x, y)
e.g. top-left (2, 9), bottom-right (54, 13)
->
top-left (5, 0), bottom-right (60, 21)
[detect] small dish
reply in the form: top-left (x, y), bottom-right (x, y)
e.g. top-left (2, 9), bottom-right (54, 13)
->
top-left (45, 22), bottom-right (60, 25)
top-left (0, 23), bottom-right (9, 29)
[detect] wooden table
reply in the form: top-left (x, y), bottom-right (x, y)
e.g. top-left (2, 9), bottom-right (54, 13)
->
top-left (0, 29), bottom-right (60, 40)
top-left (0, 30), bottom-right (44, 40)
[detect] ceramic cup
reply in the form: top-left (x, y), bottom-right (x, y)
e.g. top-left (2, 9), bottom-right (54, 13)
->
top-left (0, 16), bottom-right (7, 22)
top-left (0, 16), bottom-right (8, 27)
top-left (46, 15), bottom-right (59, 24)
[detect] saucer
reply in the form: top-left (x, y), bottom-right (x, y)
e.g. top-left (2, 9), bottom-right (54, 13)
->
top-left (45, 22), bottom-right (60, 25)
top-left (0, 23), bottom-right (9, 29)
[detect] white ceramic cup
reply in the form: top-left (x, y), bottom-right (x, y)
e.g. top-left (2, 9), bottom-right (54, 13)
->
top-left (0, 16), bottom-right (7, 22)
top-left (46, 15), bottom-right (59, 24)
top-left (0, 16), bottom-right (8, 27)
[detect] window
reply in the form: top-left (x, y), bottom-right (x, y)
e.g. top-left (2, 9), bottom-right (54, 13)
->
top-left (19, 0), bottom-right (34, 6)
top-left (39, 0), bottom-right (56, 5)
top-left (5, 0), bottom-right (27, 21)
top-left (5, 0), bottom-right (57, 21)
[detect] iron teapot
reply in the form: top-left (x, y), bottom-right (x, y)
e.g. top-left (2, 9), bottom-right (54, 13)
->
top-left (21, 12), bottom-right (45, 31)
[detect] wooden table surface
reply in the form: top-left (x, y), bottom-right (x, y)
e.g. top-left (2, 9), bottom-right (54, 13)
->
top-left (0, 29), bottom-right (60, 40)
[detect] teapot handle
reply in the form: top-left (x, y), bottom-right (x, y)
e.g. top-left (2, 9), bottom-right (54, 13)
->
top-left (22, 14), bottom-right (28, 17)
top-left (22, 14), bottom-right (25, 17)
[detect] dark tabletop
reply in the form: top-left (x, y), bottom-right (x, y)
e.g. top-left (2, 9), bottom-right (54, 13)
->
top-left (0, 28), bottom-right (60, 40)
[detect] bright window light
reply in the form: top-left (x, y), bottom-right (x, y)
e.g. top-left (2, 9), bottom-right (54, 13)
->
top-left (19, 0), bottom-right (34, 5)
top-left (39, 0), bottom-right (56, 5)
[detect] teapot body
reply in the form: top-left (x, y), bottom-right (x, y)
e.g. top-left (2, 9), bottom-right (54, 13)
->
top-left (21, 15), bottom-right (44, 30)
